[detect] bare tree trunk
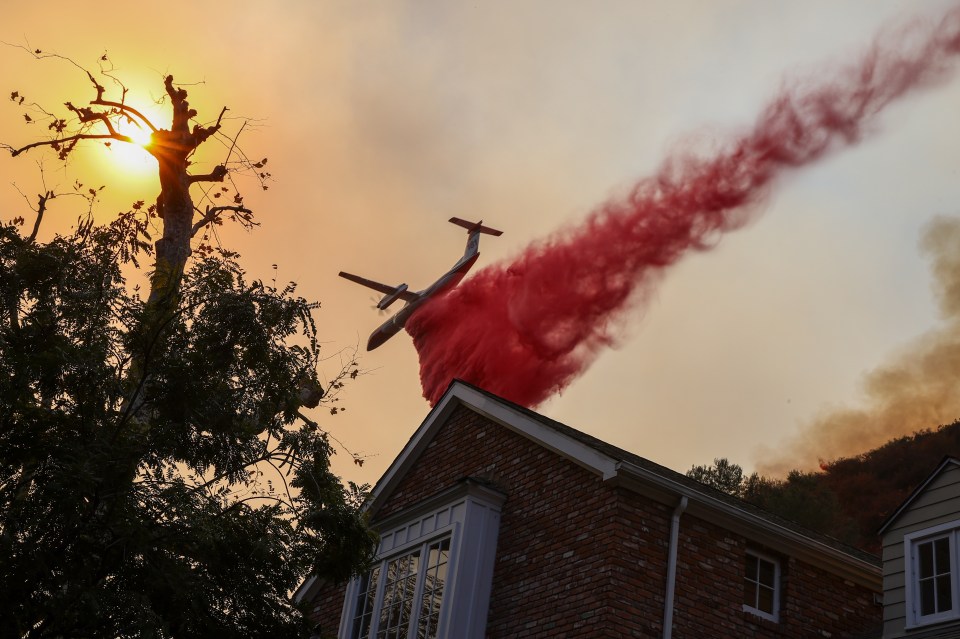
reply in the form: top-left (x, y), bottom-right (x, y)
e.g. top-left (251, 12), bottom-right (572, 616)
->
top-left (148, 76), bottom-right (204, 310)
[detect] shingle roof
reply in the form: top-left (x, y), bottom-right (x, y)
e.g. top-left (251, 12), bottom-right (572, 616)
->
top-left (453, 379), bottom-right (880, 568)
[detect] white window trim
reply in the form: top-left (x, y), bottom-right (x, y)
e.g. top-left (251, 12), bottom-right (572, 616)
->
top-left (351, 524), bottom-right (458, 639)
top-left (904, 519), bottom-right (960, 629)
top-left (338, 480), bottom-right (504, 639)
top-left (742, 549), bottom-right (781, 623)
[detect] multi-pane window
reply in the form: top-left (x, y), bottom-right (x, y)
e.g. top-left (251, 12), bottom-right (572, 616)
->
top-left (905, 523), bottom-right (960, 628)
top-left (350, 536), bottom-right (451, 639)
top-left (743, 551), bottom-right (780, 622)
top-left (351, 564), bottom-right (381, 639)
top-left (418, 538), bottom-right (450, 637)
top-left (337, 482), bottom-right (504, 639)
top-left (916, 536), bottom-right (953, 618)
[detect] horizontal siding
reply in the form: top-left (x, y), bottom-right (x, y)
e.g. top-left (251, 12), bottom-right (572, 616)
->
top-left (885, 571), bottom-right (905, 591)
top-left (883, 618), bottom-right (909, 638)
top-left (882, 553), bottom-right (903, 577)
top-left (883, 536), bottom-right (904, 554)
top-left (907, 481), bottom-right (960, 511)
top-left (881, 464), bottom-right (960, 637)
top-left (883, 599), bottom-right (905, 622)
top-left (890, 466), bottom-right (960, 533)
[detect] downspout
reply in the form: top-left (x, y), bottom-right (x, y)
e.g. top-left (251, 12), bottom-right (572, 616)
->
top-left (662, 496), bottom-right (688, 639)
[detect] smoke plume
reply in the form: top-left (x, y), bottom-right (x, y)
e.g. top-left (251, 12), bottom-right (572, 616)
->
top-left (407, 6), bottom-right (960, 408)
top-left (758, 217), bottom-right (960, 476)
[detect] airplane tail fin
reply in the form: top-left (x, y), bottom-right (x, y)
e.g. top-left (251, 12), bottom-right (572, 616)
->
top-left (449, 217), bottom-right (503, 237)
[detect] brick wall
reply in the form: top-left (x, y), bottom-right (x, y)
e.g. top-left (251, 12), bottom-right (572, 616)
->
top-left (668, 516), bottom-right (880, 638)
top-left (379, 404), bottom-right (627, 638)
top-left (306, 582), bottom-right (346, 639)
top-left (306, 402), bottom-right (880, 638)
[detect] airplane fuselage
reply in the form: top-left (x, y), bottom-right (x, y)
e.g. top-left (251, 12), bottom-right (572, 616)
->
top-left (365, 251), bottom-right (479, 350)
top-left (340, 218), bottom-right (501, 351)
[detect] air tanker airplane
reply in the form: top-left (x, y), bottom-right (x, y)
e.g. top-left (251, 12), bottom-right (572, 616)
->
top-left (339, 218), bottom-right (503, 351)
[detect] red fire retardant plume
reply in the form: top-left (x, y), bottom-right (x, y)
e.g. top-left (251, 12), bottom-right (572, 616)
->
top-left (407, 7), bottom-right (960, 408)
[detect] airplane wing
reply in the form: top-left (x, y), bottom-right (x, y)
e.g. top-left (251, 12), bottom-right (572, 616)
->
top-left (338, 271), bottom-right (398, 295)
top-left (339, 271), bottom-right (420, 304)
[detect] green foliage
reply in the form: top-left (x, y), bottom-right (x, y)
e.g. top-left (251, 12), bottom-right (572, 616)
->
top-left (741, 470), bottom-right (860, 547)
top-left (686, 458), bottom-right (746, 496)
top-left (0, 213), bottom-right (375, 638)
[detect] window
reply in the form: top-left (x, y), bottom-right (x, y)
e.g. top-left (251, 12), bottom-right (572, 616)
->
top-left (338, 479), bottom-right (504, 639)
top-left (905, 520), bottom-right (960, 628)
top-left (743, 550), bottom-right (780, 622)
top-left (351, 536), bottom-right (450, 639)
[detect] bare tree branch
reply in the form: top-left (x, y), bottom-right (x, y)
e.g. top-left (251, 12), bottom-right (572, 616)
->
top-left (8, 132), bottom-right (129, 158)
top-left (91, 99), bottom-right (159, 133)
top-left (188, 165), bottom-right (228, 184)
top-left (28, 191), bottom-right (53, 242)
top-left (191, 106), bottom-right (227, 148)
top-left (222, 120), bottom-right (245, 166)
top-left (190, 205), bottom-right (252, 237)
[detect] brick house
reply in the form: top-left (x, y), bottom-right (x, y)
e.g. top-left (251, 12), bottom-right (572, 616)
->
top-left (298, 380), bottom-right (882, 638)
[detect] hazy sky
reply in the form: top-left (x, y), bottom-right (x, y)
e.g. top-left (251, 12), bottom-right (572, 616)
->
top-left (3, 0), bottom-right (960, 485)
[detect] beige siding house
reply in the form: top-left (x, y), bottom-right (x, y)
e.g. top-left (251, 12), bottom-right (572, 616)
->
top-left (879, 458), bottom-right (960, 638)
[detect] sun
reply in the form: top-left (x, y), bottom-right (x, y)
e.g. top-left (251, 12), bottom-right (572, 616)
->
top-left (124, 123), bottom-right (153, 147)
top-left (100, 108), bottom-right (161, 176)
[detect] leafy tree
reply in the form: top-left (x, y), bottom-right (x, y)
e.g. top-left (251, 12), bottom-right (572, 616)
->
top-left (686, 421), bottom-right (960, 554)
top-left (742, 470), bottom-right (859, 547)
top-left (687, 458), bottom-right (858, 546)
top-left (686, 457), bottom-right (746, 497)
top-left (0, 52), bottom-right (374, 637)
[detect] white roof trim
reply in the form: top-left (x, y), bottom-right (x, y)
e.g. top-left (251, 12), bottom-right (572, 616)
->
top-left (366, 381), bottom-right (618, 518)
top-left (878, 457), bottom-right (960, 535)
top-left (616, 460), bottom-right (880, 587)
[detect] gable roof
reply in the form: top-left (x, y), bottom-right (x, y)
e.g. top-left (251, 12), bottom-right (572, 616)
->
top-left (365, 379), bottom-right (880, 589)
top-left (877, 456), bottom-right (960, 535)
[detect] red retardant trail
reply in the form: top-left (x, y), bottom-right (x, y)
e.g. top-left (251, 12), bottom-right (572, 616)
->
top-left (407, 7), bottom-right (960, 408)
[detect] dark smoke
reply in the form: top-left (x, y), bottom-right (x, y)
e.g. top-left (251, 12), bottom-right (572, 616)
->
top-left (407, 6), bottom-right (960, 408)
top-left (758, 217), bottom-right (960, 477)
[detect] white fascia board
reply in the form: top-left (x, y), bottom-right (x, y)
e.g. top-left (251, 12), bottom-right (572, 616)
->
top-left (615, 460), bottom-right (881, 590)
top-left (293, 575), bottom-right (318, 605)
top-left (364, 390), bottom-right (464, 518)
top-left (878, 457), bottom-right (960, 536)
top-left (367, 382), bottom-right (617, 518)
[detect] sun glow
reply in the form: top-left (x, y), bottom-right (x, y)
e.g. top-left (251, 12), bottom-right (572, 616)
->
top-left (124, 124), bottom-right (153, 147)
top-left (103, 138), bottom-right (155, 175)
top-left (101, 105), bottom-right (162, 176)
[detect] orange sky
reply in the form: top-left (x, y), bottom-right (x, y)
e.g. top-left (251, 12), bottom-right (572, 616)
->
top-left (4, 0), bottom-right (960, 485)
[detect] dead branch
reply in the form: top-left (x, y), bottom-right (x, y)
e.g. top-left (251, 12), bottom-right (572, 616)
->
top-left (190, 205), bottom-right (251, 237)
top-left (91, 99), bottom-right (158, 133)
top-left (188, 165), bottom-right (228, 184)
top-left (9, 132), bottom-right (129, 158)
top-left (222, 120), bottom-right (246, 166)
top-left (28, 191), bottom-right (53, 242)
top-left (192, 106), bottom-right (228, 148)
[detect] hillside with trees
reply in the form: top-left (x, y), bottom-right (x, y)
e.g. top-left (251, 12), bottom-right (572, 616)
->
top-left (688, 420), bottom-right (960, 555)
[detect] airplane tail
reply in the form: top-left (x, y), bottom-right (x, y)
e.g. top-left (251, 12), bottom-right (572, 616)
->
top-left (449, 217), bottom-right (503, 237)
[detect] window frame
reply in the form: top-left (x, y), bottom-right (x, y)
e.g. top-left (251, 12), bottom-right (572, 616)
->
top-left (904, 520), bottom-right (960, 629)
top-left (742, 549), bottom-right (781, 622)
top-left (350, 524), bottom-right (457, 639)
top-left (338, 480), bottom-right (505, 639)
